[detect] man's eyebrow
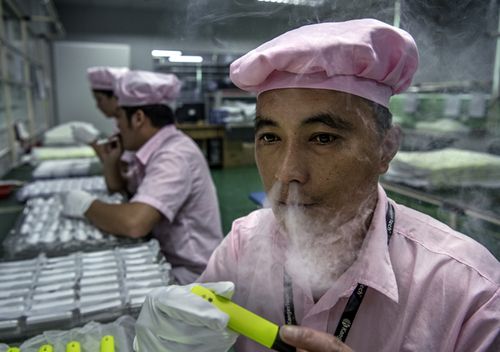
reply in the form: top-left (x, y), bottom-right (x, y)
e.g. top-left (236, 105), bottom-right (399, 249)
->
top-left (303, 113), bottom-right (353, 131)
top-left (254, 116), bottom-right (278, 131)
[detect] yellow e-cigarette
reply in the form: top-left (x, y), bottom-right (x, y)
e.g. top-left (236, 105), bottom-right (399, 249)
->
top-left (100, 335), bottom-right (115, 352)
top-left (66, 341), bottom-right (80, 352)
top-left (191, 285), bottom-right (295, 352)
top-left (38, 345), bottom-right (53, 352)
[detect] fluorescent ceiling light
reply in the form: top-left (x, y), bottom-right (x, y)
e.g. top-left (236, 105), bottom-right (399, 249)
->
top-left (151, 50), bottom-right (182, 57)
top-left (257, 0), bottom-right (325, 6)
top-left (168, 55), bottom-right (204, 63)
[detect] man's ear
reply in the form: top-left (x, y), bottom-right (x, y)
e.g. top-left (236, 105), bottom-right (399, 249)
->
top-left (379, 125), bottom-right (402, 174)
top-left (132, 109), bottom-right (147, 129)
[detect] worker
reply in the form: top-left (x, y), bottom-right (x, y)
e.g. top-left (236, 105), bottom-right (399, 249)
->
top-left (80, 66), bottom-right (138, 193)
top-left (61, 70), bottom-right (223, 285)
top-left (88, 66), bottom-right (128, 118)
top-left (71, 66), bottom-right (129, 152)
top-left (133, 19), bottom-right (500, 352)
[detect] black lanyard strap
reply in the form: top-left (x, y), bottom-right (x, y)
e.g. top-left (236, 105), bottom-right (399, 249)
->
top-left (386, 202), bottom-right (395, 244)
top-left (333, 283), bottom-right (368, 341)
top-left (283, 202), bottom-right (395, 342)
top-left (283, 271), bottom-right (297, 325)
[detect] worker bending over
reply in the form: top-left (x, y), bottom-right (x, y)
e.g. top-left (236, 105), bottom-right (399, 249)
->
top-left (71, 66), bottom-right (129, 154)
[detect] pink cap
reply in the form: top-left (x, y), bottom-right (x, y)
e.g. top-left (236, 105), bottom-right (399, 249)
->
top-left (230, 19), bottom-right (419, 107)
top-left (114, 71), bottom-right (182, 107)
top-left (87, 67), bottom-right (129, 91)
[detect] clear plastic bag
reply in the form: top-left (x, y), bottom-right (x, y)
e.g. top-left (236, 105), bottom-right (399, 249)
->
top-left (17, 315), bottom-right (136, 352)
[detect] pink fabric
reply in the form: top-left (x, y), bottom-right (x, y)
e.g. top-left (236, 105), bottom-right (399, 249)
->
top-left (199, 185), bottom-right (499, 352)
top-left (130, 125), bottom-right (223, 284)
top-left (230, 19), bottom-right (419, 107)
top-left (120, 151), bottom-right (139, 195)
top-left (115, 70), bottom-right (181, 107)
top-left (87, 66), bottom-right (129, 90)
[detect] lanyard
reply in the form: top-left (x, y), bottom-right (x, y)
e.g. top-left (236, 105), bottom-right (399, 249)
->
top-left (283, 202), bottom-right (395, 342)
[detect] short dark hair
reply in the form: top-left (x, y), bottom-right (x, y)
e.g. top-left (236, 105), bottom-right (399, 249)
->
top-left (370, 102), bottom-right (393, 135)
top-left (122, 104), bottom-right (175, 128)
top-left (92, 89), bottom-right (115, 98)
top-left (355, 97), bottom-right (392, 137)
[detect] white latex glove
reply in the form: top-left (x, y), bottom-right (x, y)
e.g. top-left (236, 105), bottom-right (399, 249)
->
top-left (134, 282), bottom-right (238, 352)
top-left (60, 190), bottom-right (97, 219)
top-left (71, 124), bottom-right (100, 144)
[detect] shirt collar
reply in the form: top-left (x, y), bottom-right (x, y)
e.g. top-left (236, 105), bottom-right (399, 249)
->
top-left (135, 125), bottom-right (177, 165)
top-left (348, 184), bottom-right (399, 303)
top-left (272, 185), bottom-right (399, 306)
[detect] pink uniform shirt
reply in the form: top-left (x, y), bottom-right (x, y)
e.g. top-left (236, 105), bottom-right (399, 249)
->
top-left (199, 185), bottom-right (499, 351)
top-left (113, 123), bottom-right (139, 194)
top-left (130, 125), bottom-right (223, 284)
top-left (120, 150), bottom-right (140, 195)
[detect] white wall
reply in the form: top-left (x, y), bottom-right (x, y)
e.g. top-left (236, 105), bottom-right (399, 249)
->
top-left (63, 34), bottom-right (258, 72)
top-left (53, 41), bottom-right (131, 135)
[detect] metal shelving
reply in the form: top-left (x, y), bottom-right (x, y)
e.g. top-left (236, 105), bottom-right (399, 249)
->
top-left (153, 53), bottom-right (238, 103)
top-left (0, 0), bottom-right (60, 177)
